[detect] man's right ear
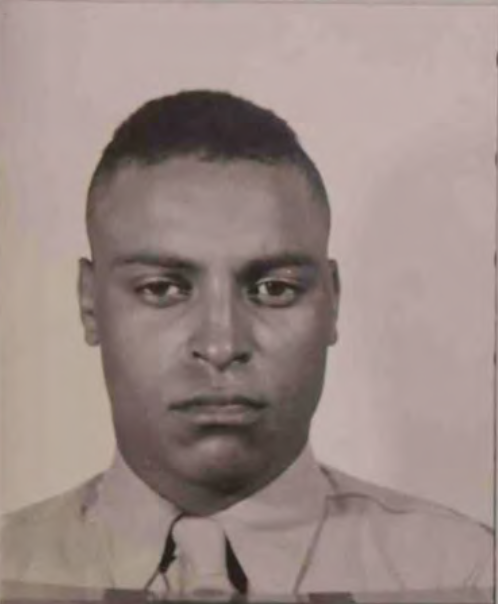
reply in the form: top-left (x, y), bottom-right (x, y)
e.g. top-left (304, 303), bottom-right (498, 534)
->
top-left (78, 258), bottom-right (100, 346)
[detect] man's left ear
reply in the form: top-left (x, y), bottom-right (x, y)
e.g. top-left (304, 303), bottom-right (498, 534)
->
top-left (327, 259), bottom-right (341, 346)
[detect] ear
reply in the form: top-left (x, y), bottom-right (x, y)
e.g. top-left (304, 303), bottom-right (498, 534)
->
top-left (327, 258), bottom-right (341, 346)
top-left (78, 258), bottom-right (100, 346)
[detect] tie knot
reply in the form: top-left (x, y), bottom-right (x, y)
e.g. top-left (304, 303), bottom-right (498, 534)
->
top-left (173, 516), bottom-right (228, 575)
top-left (171, 516), bottom-right (239, 597)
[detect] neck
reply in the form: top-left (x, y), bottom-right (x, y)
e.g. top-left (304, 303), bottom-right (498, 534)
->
top-left (146, 475), bottom-right (263, 515)
top-left (121, 445), bottom-right (307, 515)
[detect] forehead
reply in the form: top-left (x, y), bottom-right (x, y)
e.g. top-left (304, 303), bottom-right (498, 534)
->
top-left (89, 157), bottom-right (330, 264)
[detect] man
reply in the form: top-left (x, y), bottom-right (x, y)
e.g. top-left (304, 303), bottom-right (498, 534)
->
top-left (1, 91), bottom-right (493, 599)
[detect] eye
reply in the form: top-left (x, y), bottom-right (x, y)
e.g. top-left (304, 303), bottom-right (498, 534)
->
top-left (135, 278), bottom-right (192, 307)
top-left (247, 279), bottom-right (302, 308)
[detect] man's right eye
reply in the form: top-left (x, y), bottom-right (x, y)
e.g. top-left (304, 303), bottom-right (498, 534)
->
top-left (134, 278), bottom-right (192, 307)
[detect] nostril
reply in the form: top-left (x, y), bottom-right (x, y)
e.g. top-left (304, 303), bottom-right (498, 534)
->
top-left (235, 351), bottom-right (251, 365)
top-left (190, 347), bottom-right (251, 369)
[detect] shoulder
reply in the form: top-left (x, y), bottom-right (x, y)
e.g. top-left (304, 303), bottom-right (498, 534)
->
top-left (322, 463), bottom-right (492, 533)
top-left (0, 476), bottom-right (103, 583)
top-left (319, 465), bottom-right (493, 589)
top-left (1, 476), bottom-right (101, 540)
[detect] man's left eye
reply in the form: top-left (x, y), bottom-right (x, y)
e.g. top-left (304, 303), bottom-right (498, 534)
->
top-left (247, 280), bottom-right (301, 307)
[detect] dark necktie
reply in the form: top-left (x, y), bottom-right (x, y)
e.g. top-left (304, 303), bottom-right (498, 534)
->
top-left (158, 516), bottom-right (248, 596)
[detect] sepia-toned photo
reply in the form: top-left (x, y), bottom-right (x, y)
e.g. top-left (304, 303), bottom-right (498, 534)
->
top-left (0, 2), bottom-right (496, 602)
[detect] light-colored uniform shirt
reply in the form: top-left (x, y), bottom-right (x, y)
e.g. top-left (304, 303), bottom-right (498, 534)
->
top-left (0, 446), bottom-right (493, 597)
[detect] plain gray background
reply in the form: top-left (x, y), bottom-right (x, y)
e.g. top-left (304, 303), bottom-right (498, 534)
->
top-left (0, 1), bottom-right (496, 527)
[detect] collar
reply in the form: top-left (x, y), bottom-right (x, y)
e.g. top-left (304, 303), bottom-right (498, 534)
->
top-left (89, 445), bottom-right (333, 591)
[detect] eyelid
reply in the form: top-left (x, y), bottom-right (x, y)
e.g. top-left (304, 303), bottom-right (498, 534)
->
top-left (256, 275), bottom-right (303, 285)
top-left (134, 273), bottom-right (191, 286)
top-left (255, 267), bottom-right (316, 286)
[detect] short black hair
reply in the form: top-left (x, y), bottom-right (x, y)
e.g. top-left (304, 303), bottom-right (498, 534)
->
top-left (87, 89), bottom-right (329, 216)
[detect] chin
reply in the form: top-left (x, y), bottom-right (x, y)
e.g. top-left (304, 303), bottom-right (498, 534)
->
top-left (176, 436), bottom-right (268, 493)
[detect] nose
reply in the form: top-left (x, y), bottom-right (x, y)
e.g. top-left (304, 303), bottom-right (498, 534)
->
top-left (189, 287), bottom-right (253, 372)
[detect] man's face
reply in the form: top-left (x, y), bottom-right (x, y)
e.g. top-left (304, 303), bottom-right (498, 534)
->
top-left (81, 157), bottom-right (339, 504)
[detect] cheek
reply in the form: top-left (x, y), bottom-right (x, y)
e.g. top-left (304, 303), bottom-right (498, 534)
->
top-left (97, 289), bottom-right (189, 371)
top-left (256, 306), bottom-right (330, 396)
top-left (260, 300), bottom-right (330, 355)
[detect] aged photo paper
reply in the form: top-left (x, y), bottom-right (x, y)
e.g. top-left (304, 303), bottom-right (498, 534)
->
top-left (0, 1), bottom-right (496, 601)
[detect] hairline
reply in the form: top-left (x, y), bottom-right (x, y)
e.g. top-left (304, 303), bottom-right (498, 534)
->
top-left (86, 153), bottom-right (331, 247)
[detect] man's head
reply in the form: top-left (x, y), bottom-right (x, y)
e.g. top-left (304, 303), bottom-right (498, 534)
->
top-left (79, 90), bottom-right (340, 513)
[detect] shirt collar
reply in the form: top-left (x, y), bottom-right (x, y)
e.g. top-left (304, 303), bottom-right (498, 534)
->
top-left (89, 445), bottom-right (333, 590)
top-left (92, 452), bottom-right (178, 553)
top-left (213, 446), bottom-right (332, 530)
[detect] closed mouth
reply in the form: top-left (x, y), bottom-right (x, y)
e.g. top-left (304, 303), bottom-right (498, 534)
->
top-left (170, 395), bottom-right (267, 412)
top-left (170, 395), bottom-right (268, 425)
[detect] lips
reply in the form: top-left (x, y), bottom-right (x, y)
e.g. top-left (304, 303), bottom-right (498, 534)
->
top-left (170, 395), bottom-right (267, 426)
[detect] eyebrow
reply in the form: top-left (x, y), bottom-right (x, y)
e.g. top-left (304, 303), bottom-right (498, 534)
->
top-left (239, 253), bottom-right (319, 280)
top-left (112, 252), bottom-right (198, 272)
top-left (111, 251), bottom-right (318, 276)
